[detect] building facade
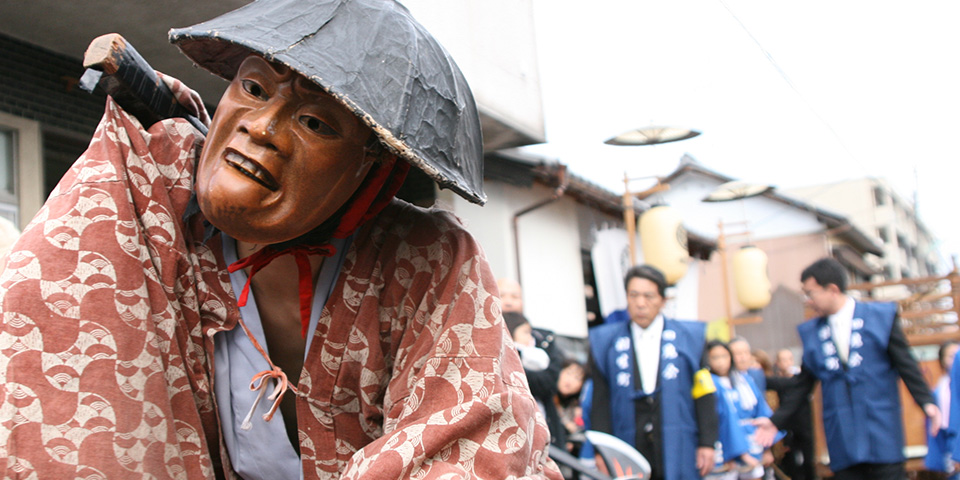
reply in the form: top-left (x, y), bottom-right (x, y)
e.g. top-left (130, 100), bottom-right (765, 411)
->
top-left (654, 155), bottom-right (883, 355)
top-left (787, 177), bottom-right (942, 280)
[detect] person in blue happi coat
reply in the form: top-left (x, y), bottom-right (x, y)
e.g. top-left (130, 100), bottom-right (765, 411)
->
top-left (706, 340), bottom-right (784, 479)
top-left (588, 264), bottom-right (719, 479)
top-left (704, 340), bottom-right (761, 479)
top-left (929, 341), bottom-right (959, 478)
top-left (754, 258), bottom-right (940, 480)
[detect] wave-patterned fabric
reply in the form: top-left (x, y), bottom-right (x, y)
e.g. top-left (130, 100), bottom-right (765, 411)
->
top-left (0, 95), bottom-right (560, 479)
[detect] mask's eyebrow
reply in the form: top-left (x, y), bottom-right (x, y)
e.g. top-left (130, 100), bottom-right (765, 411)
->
top-left (293, 75), bottom-right (328, 96)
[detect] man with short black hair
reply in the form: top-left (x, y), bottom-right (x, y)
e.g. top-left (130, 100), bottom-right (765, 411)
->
top-left (755, 257), bottom-right (939, 480)
top-left (588, 264), bottom-right (718, 479)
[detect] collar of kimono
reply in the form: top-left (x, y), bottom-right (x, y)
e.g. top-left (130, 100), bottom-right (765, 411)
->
top-left (226, 157), bottom-right (410, 427)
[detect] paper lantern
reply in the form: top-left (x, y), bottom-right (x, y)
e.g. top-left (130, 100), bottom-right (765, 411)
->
top-left (639, 205), bottom-right (688, 284)
top-left (732, 245), bottom-right (771, 310)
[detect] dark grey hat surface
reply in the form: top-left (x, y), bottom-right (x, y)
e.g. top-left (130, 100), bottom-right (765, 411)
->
top-left (169, 0), bottom-right (485, 204)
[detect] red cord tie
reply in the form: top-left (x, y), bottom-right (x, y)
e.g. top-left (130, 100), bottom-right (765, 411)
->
top-left (228, 245), bottom-right (334, 430)
top-left (228, 244), bottom-right (335, 338)
top-left (225, 156), bottom-right (411, 429)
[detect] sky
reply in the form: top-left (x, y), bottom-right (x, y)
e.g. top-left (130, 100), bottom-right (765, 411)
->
top-left (522, 0), bottom-right (960, 268)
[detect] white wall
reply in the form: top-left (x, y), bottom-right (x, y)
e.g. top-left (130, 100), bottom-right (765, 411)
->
top-left (787, 178), bottom-right (879, 232)
top-left (787, 178), bottom-right (943, 277)
top-left (518, 197), bottom-right (587, 338)
top-left (446, 183), bottom-right (589, 338)
top-left (664, 258), bottom-right (701, 321)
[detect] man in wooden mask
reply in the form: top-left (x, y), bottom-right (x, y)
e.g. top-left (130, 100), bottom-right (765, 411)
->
top-left (0, 1), bottom-right (561, 478)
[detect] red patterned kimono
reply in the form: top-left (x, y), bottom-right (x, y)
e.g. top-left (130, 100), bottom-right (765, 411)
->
top-left (0, 99), bottom-right (561, 479)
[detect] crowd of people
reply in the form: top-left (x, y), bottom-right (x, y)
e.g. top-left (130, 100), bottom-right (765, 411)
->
top-left (0, 1), bottom-right (564, 478)
top-left (503, 258), bottom-right (951, 480)
top-left (0, 0), bottom-right (951, 478)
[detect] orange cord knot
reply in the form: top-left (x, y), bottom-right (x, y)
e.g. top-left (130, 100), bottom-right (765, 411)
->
top-left (240, 363), bottom-right (299, 430)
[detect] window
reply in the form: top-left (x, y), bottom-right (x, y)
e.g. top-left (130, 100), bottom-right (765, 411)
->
top-left (0, 129), bottom-right (16, 224)
top-left (897, 233), bottom-right (908, 249)
top-left (876, 227), bottom-right (889, 244)
top-left (873, 186), bottom-right (886, 206)
top-left (0, 112), bottom-right (44, 230)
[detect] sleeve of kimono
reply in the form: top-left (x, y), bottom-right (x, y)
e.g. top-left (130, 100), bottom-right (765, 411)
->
top-left (587, 351), bottom-right (613, 436)
top-left (748, 375), bottom-right (774, 419)
top-left (927, 385), bottom-right (949, 472)
top-left (695, 392), bottom-right (719, 448)
top-left (0, 98), bottom-right (219, 478)
top-left (578, 378), bottom-right (596, 461)
top-left (748, 375), bottom-right (786, 445)
top-left (770, 366), bottom-right (817, 429)
top-left (887, 315), bottom-right (935, 408)
top-left (693, 369), bottom-right (719, 448)
top-left (764, 374), bottom-right (789, 394)
top-left (713, 381), bottom-right (749, 462)
top-left (339, 219), bottom-right (562, 479)
top-left (524, 336), bottom-right (562, 400)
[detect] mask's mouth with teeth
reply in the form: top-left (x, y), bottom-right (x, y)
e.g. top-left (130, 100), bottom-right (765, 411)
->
top-left (225, 151), bottom-right (280, 191)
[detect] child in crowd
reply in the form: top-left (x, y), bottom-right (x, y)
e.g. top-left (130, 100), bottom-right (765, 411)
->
top-left (556, 359), bottom-right (587, 443)
top-left (928, 341), bottom-right (959, 478)
top-left (706, 340), bottom-right (782, 480)
top-left (504, 311), bottom-right (551, 371)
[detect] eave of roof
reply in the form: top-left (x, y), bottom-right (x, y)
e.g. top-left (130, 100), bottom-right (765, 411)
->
top-left (659, 158), bottom-right (883, 256)
top-left (486, 150), bottom-right (716, 259)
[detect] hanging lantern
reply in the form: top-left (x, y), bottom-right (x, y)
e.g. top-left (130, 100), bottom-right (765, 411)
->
top-left (732, 245), bottom-right (771, 310)
top-left (639, 205), bottom-right (688, 284)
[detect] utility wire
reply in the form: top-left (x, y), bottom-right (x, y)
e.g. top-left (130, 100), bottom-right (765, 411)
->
top-left (713, 0), bottom-right (878, 231)
top-left (715, 0), bottom-right (871, 179)
top-left (711, 1), bottom-right (946, 271)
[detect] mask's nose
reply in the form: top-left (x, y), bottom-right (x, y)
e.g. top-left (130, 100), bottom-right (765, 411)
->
top-left (240, 100), bottom-right (289, 153)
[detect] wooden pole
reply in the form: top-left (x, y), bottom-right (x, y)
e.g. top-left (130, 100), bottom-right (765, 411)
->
top-left (718, 220), bottom-right (733, 336)
top-left (623, 172), bottom-right (637, 266)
